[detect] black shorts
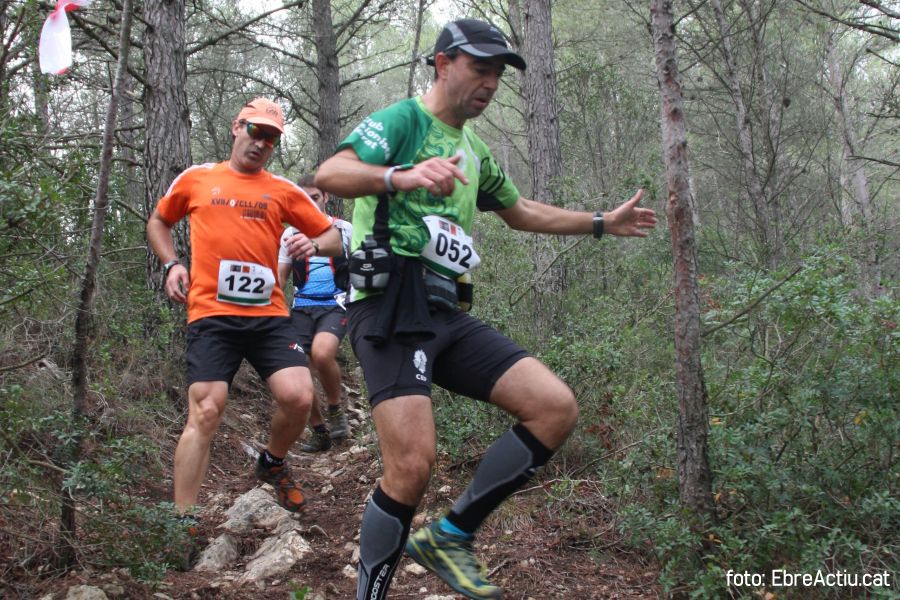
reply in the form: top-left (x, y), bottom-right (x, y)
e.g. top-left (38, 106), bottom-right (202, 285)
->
top-left (185, 316), bottom-right (308, 386)
top-left (347, 297), bottom-right (529, 407)
top-left (290, 305), bottom-right (347, 353)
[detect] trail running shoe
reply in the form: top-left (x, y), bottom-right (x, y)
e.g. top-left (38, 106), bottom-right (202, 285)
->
top-left (406, 522), bottom-right (502, 599)
top-left (300, 427), bottom-right (332, 452)
top-left (255, 461), bottom-right (306, 512)
top-left (328, 406), bottom-right (349, 440)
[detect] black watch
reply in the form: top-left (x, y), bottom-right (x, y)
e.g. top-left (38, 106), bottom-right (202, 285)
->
top-left (592, 211), bottom-right (604, 239)
top-left (162, 258), bottom-right (181, 278)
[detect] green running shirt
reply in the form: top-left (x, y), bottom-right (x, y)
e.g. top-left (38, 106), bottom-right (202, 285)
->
top-left (338, 96), bottom-right (521, 263)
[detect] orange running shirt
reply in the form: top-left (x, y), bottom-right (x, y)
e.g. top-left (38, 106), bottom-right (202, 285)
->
top-left (156, 162), bottom-right (333, 323)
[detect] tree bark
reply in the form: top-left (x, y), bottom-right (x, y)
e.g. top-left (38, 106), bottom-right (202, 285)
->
top-left (0, 0), bottom-right (10, 111)
top-left (144, 0), bottom-right (191, 288)
top-left (312, 0), bottom-right (343, 216)
top-left (650, 0), bottom-right (713, 517)
top-left (312, 0), bottom-right (341, 166)
top-left (521, 0), bottom-right (565, 331)
top-left (57, 0), bottom-right (134, 567)
top-left (523, 0), bottom-right (562, 204)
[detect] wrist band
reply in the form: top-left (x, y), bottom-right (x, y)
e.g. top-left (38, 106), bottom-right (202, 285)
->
top-left (162, 258), bottom-right (180, 278)
top-left (383, 163), bottom-right (414, 194)
top-left (592, 211), bottom-right (604, 239)
top-left (311, 240), bottom-right (320, 255)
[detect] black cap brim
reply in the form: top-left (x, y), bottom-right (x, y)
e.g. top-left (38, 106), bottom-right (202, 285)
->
top-left (426, 44), bottom-right (527, 70)
top-left (460, 43), bottom-right (527, 70)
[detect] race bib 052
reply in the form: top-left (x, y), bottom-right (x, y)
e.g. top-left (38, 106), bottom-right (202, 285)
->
top-left (420, 215), bottom-right (481, 278)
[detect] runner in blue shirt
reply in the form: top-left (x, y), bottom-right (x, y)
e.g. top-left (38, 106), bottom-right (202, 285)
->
top-left (278, 175), bottom-right (353, 451)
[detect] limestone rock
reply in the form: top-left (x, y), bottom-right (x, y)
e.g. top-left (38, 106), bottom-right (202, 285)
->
top-left (100, 584), bottom-right (124, 597)
top-left (239, 528), bottom-right (311, 584)
top-left (65, 586), bottom-right (108, 600)
top-left (220, 487), bottom-right (292, 534)
top-left (194, 533), bottom-right (241, 572)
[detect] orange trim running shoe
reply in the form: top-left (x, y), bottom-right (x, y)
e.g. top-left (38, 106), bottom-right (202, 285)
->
top-left (255, 461), bottom-right (306, 512)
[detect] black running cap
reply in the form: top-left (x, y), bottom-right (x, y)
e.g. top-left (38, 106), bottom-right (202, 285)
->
top-left (426, 19), bottom-right (526, 71)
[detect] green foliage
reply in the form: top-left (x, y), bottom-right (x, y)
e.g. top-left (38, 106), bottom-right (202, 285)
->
top-left (0, 379), bottom-right (187, 581)
top-left (289, 583), bottom-right (311, 599)
top-left (618, 249), bottom-right (899, 597)
top-left (433, 388), bottom-right (512, 460)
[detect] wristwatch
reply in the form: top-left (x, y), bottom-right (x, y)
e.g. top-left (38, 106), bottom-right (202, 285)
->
top-left (592, 211), bottom-right (604, 239)
top-left (162, 258), bottom-right (180, 278)
top-left (383, 163), bottom-right (414, 193)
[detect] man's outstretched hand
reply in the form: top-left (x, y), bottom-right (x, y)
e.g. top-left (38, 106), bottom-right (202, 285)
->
top-left (603, 189), bottom-right (658, 237)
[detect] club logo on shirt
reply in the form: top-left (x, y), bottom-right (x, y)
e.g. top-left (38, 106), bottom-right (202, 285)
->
top-left (208, 194), bottom-right (270, 221)
top-left (413, 349), bottom-right (427, 382)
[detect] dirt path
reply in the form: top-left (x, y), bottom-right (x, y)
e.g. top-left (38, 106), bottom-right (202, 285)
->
top-left (34, 369), bottom-right (660, 599)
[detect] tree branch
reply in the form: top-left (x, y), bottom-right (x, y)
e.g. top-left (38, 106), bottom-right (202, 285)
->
top-left (860, 0), bottom-right (900, 20)
top-left (187, 0), bottom-right (306, 56)
top-left (701, 264), bottom-right (804, 337)
top-left (791, 0), bottom-right (899, 41)
top-left (850, 154), bottom-right (900, 168)
top-left (0, 352), bottom-right (47, 373)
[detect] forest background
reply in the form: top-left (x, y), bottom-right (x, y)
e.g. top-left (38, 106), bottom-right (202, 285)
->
top-left (0, 0), bottom-right (896, 597)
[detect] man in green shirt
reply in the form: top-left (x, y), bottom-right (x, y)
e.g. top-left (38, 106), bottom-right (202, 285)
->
top-left (316, 19), bottom-right (657, 600)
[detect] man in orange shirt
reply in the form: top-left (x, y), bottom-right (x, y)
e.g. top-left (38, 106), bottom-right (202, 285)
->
top-left (147, 98), bottom-right (340, 519)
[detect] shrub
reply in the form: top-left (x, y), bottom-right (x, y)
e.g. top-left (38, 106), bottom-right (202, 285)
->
top-left (619, 250), bottom-right (898, 597)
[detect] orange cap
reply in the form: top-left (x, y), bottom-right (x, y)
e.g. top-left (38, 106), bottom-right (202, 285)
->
top-left (237, 97), bottom-right (284, 133)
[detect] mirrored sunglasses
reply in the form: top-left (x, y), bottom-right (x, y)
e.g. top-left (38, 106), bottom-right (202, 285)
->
top-left (242, 121), bottom-right (280, 147)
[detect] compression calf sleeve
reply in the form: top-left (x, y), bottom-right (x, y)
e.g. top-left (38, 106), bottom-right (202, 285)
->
top-left (357, 485), bottom-right (415, 600)
top-left (446, 423), bottom-right (554, 534)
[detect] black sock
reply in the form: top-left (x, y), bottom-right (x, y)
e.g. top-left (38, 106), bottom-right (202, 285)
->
top-left (259, 448), bottom-right (284, 469)
top-left (446, 423), bottom-right (554, 534)
top-left (328, 404), bottom-right (342, 414)
top-left (357, 485), bottom-right (415, 600)
top-left (313, 424), bottom-right (328, 434)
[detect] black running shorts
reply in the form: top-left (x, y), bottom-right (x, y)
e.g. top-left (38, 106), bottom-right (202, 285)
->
top-left (290, 305), bottom-right (348, 353)
top-left (185, 316), bottom-right (308, 386)
top-left (347, 297), bottom-right (529, 407)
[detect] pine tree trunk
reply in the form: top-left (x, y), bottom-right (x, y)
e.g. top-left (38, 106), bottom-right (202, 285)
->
top-left (522, 0), bottom-right (565, 332)
top-left (57, 0), bottom-right (134, 567)
top-left (144, 0), bottom-right (191, 288)
top-left (312, 0), bottom-right (343, 215)
top-left (650, 0), bottom-right (713, 517)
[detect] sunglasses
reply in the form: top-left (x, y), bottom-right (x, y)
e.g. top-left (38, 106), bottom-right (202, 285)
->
top-left (240, 120), bottom-right (280, 147)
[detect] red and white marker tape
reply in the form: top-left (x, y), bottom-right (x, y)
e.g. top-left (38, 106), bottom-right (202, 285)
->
top-left (39, 0), bottom-right (93, 75)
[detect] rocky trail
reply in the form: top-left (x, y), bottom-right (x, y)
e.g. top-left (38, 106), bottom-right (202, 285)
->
top-left (30, 368), bottom-right (660, 600)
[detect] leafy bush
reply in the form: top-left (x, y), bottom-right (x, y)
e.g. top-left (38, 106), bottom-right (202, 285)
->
top-left (619, 250), bottom-right (898, 597)
top-left (0, 371), bottom-right (185, 581)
